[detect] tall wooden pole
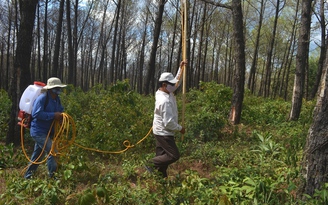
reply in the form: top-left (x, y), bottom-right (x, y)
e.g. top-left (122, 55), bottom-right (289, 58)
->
top-left (181, 0), bottom-right (187, 141)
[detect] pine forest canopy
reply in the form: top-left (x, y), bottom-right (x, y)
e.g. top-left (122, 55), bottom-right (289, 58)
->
top-left (0, 0), bottom-right (323, 99)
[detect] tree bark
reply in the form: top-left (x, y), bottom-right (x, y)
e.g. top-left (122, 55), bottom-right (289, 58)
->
top-left (7, 0), bottom-right (38, 145)
top-left (301, 44), bottom-right (328, 196)
top-left (144, 0), bottom-right (167, 95)
top-left (289, 0), bottom-right (312, 120)
top-left (229, 0), bottom-right (246, 124)
top-left (109, 0), bottom-right (121, 86)
top-left (52, 0), bottom-right (65, 78)
top-left (248, 0), bottom-right (265, 94)
top-left (138, 9), bottom-right (149, 93)
top-left (66, 0), bottom-right (74, 85)
top-left (310, 0), bottom-right (326, 100)
top-left (42, 0), bottom-right (49, 81)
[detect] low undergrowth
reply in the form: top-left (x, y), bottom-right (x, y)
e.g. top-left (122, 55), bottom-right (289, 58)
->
top-left (0, 81), bottom-right (321, 204)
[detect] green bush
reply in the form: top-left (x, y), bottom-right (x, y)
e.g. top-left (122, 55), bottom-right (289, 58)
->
top-left (0, 81), bottom-right (321, 205)
top-left (0, 89), bottom-right (11, 140)
top-left (185, 82), bottom-right (231, 142)
top-left (64, 80), bottom-right (153, 154)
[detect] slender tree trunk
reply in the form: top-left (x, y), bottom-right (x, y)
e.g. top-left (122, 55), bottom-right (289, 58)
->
top-left (109, 0), bottom-right (121, 86)
top-left (52, 0), bottom-right (64, 77)
top-left (281, 0), bottom-right (299, 101)
top-left (66, 0), bottom-right (74, 85)
top-left (289, 0), bottom-right (312, 120)
top-left (37, 3), bottom-right (41, 80)
top-left (197, 3), bottom-right (206, 84)
top-left (43, 0), bottom-right (49, 80)
top-left (144, 0), bottom-right (167, 95)
top-left (248, 0), bottom-right (265, 94)
top-left (263, 0), bottom-right (283, 98)
top-left (138, 10), bottom-right (149, 93)
top-left (5, 1), bottom-right (13, 91)
top-left (73, 0), bottom-right (78, 86)
top-left (310, 0), bottom-right (326, 100)
top-left (229, 0), bottom-right (246, 124)
top-left (7, 0), bottom-right (38, 145)
top-left (168, 3), bottom-right (179, 72)
top-left (0, 42), bottom-right (3, 89)
top-left (190, 8), bottom-right (198, 88)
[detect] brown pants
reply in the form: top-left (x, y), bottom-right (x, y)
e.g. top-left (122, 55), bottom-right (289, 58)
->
top-left (152, 135), bottom-right (180, 177)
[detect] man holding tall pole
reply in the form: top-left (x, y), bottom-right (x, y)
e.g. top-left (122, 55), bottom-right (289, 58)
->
top-left (149, 61), bottom-right (187, 178)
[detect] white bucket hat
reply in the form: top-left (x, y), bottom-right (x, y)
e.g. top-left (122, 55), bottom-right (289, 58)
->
top-left (159, 72), bottom-right (178, 84)
top-left (43, 77), bottom-right (67, 90)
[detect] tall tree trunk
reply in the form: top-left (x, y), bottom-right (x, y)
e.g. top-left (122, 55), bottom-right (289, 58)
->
top-left (229, 0), bottom-right (246, 124)
top-left (289, 0), bottom-right (312, 120)
top-left (273, 42), bottom-right (288, 98)
top-left (109, 0), bottom-right (121, 86)
top-left (189, 6), bottom-right (199, 88)
top-left (138, 10), bottom-right (149, 93)
top-left (197, 3), bottom-right (206, 85)
top-left (263, 0), bottom-right (283, 98)
top-left (7, 0), bottom-right (38, 145)
top-left (0, 42), bottom-right (3, 89)
top-left (168, 2), bottom-right (179, 73)
top-left (98, 0), bottom-right (111, 87)
top-left (310, 0), bottom-right (326, 100)
top-left (248, 0), bottom-right (265, 94)
top-left (52, 0), bottom-right (64, 78)
top-left (43, 0), bottom-right (49, 81)
top-left (73, 0), bottom-right (78, 86)
top-left (143, 0), bottom-right (167, 95)
top-left (5, 0), bottom-right (13, 91)
top-left (301, 44), bottom-right (328, 197)
top-left (37, 3), bottom-right (41, 80)
top-left (282, 0), bottom-right (299, 101)
top-left (66, 0), bottom-right (74, 85)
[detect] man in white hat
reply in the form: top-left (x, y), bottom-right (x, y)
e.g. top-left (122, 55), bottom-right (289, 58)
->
top-left (24, 77), bottom-right (67, 179)
top-left (148, 61), bottom-right (187, 178)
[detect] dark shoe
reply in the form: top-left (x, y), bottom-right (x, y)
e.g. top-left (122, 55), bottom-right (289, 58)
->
top-left (144, 165), bottom-right (154, 173)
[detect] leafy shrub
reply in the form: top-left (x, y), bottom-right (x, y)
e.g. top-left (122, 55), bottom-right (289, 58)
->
top-left (242, 94), bottom-right (290, 126)
top-left (64, 80), bottom-right (153, 155)
top-left (0, 89), bottom-right (11, 140)
top-left (185, 82), bottom-right (231, 141)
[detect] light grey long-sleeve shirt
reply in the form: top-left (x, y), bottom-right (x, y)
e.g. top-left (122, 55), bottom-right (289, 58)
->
top-left (153, 90), bottom-right (182, 136)
top-left (153, 67), bottom-right (183, 136)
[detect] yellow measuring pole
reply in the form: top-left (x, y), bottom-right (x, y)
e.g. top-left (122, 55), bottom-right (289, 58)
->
top-left (181, 0), bottom-right (187, 141)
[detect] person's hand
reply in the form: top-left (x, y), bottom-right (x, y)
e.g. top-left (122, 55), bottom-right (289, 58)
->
top-left (54, 112), bottom-right (62, 120)
top-left (180, 127), bottom-right (186, 134)
top-left (180, 60), bottom-right (187, 67)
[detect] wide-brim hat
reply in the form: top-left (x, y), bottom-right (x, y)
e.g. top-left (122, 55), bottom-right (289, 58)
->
top-left (159, 72), bottom-right (178, 84)
top-left (43, 77), bottom-right (67, 89)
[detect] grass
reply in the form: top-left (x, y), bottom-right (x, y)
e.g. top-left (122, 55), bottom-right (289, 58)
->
top-left (0, 81), bottom-right (319, 204)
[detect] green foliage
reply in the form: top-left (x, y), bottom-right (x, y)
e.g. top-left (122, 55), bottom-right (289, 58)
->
top-left (0, 81), bottom-right (320, 204)
top-left (0, 143), bottom-right (14, 168)
top-left (63, 80), bottom-right (153, 153)
top-left (185, 82), bottom-right (231, 142)
top-left (251, 131), bottom-right (282, 161)
top-left (242, 94), bottom-right (290, 125)
top-left (0, 89), bottom-right (11, 140)
top-left (303, 183), bottom-right (328, 204)
top-left (0, 143), bottom-right (25, 169)
top-left (1, 175), bottom-right (66, 204)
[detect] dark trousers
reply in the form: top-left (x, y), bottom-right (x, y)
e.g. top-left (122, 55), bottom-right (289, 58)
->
top-left (152, 135), bottom-right (180, 177)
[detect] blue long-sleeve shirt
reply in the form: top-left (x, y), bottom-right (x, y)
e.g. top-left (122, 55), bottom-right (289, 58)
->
top-left (30, 91), bottom-right (64, 137)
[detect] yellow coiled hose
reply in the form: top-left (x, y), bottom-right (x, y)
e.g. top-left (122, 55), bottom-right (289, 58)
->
top-left (21, 113), bottom-right (152, 173)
